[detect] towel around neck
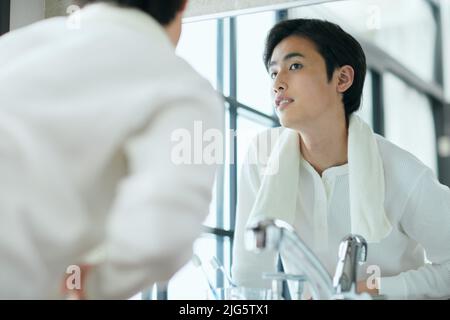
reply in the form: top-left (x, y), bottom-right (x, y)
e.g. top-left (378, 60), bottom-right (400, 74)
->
top-left (247, 114), bottom-right (392, 250)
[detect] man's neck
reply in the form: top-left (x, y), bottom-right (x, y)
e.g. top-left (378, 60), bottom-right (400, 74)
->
top-left (164, 11), bottom-right (183, 46)
top-left (297, 114), bottom-right (348, 176)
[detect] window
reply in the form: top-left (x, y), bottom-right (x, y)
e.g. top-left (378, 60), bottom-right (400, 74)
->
top-left (176, 19), bottom-right (217, 89)
top-left (165, 12), bottom-right (278, 300)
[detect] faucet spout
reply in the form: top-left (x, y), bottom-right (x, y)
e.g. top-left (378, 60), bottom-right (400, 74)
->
top-left (245, 218), bottom-right (334, 300)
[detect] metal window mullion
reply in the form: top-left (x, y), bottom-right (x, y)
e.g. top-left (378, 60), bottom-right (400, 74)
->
top-left (441, 104), bottom-right (450, 186)
top-left (0, 0), bottom-right (10, 36)
top-left (275, 9), bottom-right (288, 22)
top-left (237, 108), bottom-right (278, 127)
top-left (224, 96), bottom-right (278, 123)
top-left (214, 18), bottom-right (226, 289)
top-left (431, 98), bottom-right (447, 183)
top-left (371, 70), bottom-right (385, 136)
top-left (203, 226), bottom-right (234, 238)
top-left (155, 282), bottom-right (168, 300)
top-left (228, 17), bottom-right (238, 269)
top-left (429, 2), bottom-right (447, 184)
top-left (430, 1), bottom-right (443, 87)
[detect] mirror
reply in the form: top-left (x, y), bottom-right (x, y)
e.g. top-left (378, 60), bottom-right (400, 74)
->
top-left (173, 0), bottom-right (450, 300)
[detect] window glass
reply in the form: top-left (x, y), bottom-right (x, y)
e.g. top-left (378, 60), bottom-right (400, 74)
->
top-left (236, 11), bottom-right (276, 114)
top-left (167, 235), bottom-right (230, 299)
top-left (177, 20), bottom-right (217, 88)
top-left (236, 116), bottom-right (270, 184)
top-left (357, 73), bottom-right (374, 129)
top-left (384, 73), bottom-right (438, 174)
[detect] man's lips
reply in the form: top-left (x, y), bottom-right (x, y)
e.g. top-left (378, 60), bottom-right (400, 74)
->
top-left (275, 97), bottom-right (294, 109)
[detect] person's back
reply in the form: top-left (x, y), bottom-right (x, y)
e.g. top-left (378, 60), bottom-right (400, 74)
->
top-left (0, 1), bottom-right (223, 299)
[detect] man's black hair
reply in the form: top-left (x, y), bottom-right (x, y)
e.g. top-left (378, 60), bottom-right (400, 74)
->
top-left (75, 0), bottom-right (186, 25)
top-left (264, 19), bottom-right (366, 119)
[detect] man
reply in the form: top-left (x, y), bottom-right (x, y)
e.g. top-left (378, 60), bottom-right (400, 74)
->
top-left (232, 19), bottom-right (450, 299)
top-left (0, 0), bottom-right (223, 299)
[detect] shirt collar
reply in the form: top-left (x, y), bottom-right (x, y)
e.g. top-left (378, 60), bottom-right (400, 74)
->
top-left (300, 156), bottom-right (349, 179)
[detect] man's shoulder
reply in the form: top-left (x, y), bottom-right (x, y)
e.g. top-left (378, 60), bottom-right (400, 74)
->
top-left (374, 134), bottom-right (432, 182)
top-left (0, 17), bottom-right (67, 56)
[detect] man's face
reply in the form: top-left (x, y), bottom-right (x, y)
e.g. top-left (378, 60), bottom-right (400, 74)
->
top-left (268, 36), bottom-right (342, 130)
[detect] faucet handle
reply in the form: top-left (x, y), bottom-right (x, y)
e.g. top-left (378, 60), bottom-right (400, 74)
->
top-left (352, 235), bottom-right (368, 264)
top-left (337, 239), bottom-right (350, 260)
top-left (338, 234), bottom-right (367, 263)
top-left (245, 220), bottom-right (283, 252)
top-left (333, 234), bottom-right (368, 294)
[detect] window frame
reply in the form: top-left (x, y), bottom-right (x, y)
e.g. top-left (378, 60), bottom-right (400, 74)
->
top-left (0, 0), bottom-right (10, 36)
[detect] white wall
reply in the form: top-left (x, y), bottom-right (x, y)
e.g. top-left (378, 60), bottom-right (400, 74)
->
top-left (43, 0), bottom-right (345, 20)
top-left (185, 0), bottom-right (344, 20)
top-left (10, 0), bottom-right (45, 30)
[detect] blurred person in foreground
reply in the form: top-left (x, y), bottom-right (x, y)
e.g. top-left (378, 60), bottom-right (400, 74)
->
top-left (0, 0), bottom-right (223, 299)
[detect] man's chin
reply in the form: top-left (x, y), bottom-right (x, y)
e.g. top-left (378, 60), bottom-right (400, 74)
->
top-left (279, 116), bottom-right (308, 131)
top-left (278, 113), bottom-right (298, 129)
top-left (279, 118), bottom-right (296, 129)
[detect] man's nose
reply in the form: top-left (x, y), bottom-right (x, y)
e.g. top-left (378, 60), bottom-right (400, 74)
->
top-left (273, 77), bottom-right (287, 94)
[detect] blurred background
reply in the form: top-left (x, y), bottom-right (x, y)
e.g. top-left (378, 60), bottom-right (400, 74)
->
top-left (1, 0), bottom-right (449, 299)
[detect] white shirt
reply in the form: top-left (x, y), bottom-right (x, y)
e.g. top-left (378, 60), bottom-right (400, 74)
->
top-left (232, 127), bottom-right (450, 299)
top-left (0, 4), bottom-right (222, 299)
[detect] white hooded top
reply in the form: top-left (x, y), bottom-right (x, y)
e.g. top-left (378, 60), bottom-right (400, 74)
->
top-left (0, 3), bottom-right (223, 299)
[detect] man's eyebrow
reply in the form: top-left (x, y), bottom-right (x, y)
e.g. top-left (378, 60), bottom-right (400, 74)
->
top-left (269, 52), bottom-right (305, 67)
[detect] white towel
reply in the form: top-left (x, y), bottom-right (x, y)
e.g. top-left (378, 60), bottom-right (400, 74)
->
top-left (247, 114), bottom-right (392, 248)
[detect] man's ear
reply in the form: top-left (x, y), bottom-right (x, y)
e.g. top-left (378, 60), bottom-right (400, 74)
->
top-left (181, 0), bottom-right (188, 12)
top-left (336, 65), bottom-right (355, 93)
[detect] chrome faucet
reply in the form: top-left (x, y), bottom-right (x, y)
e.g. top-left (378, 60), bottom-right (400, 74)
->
top-left (245, 218), bottom-right (335, 300)
top-left (332, 234), bottom-right (368, 295)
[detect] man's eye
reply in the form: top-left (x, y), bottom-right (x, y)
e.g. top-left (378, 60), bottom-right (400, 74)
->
top-left (270, 72), bottom-right (277, 79)
top-left (289, 63), bottom-right (303, 70)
